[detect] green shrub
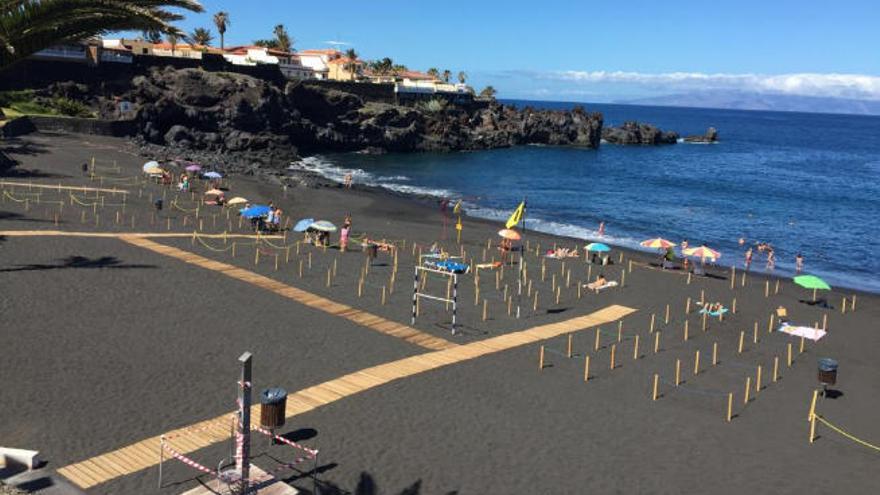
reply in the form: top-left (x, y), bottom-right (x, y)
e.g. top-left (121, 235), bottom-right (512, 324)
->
top-left (51, 97), bottom-right (93, 117)
top-left (420, 98), bottom-right (447, 113)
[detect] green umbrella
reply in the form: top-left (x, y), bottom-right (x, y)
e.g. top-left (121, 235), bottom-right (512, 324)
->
top-left (794, 275), bottom-right (831, 301)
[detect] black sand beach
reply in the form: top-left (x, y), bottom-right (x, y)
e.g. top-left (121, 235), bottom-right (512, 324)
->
top-left (2, 132), bottom-right (878, 494)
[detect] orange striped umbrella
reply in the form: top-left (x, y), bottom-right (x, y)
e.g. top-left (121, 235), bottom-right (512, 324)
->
top-left (683, 246), bottom-right (721, 261)
top-left (640, 238), bottom-right (676, 249)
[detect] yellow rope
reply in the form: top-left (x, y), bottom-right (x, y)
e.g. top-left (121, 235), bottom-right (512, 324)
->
top-left (261, 238), bottom-right (292, 250)
top-left (69, 193), bottom-right (100, 207)
top-left (195, 234), bottom-right (235, 252)
top-left (171, 200), bottom-right (198, 213)
top-left (815, 415), bottom-right (880, 452)
top-left (3, 191), bottom-right (30, 203)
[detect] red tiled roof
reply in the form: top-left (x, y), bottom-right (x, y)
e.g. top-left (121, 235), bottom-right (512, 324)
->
top-left (398, 70), bottom-right (436, 81)
top-left (299, 49), bottom-right (341, 55)
top-left (327, 57), bottom-right (364, 66)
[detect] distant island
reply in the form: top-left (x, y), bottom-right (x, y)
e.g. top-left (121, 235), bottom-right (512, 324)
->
top-left (619, 90), bottom-right (880, 116)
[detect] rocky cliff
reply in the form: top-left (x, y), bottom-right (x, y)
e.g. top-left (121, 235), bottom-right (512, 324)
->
top-left (602, 121), bottom-right (679, 145)
top-left (49, 67), bottom-right (604, 171)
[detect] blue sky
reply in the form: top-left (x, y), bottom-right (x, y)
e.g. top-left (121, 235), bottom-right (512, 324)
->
top-left (130, 0), bottom-right (880, 101)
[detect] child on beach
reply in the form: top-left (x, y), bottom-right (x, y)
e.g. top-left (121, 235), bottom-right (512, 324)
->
top-left (796, 253), bottom-right (804, 274)
top-left (744, 248), bottom-right (753, 270)
top-left (766, 249), bottom-right (776, 271)
top-left (598, 221), bottom-right (605, 237)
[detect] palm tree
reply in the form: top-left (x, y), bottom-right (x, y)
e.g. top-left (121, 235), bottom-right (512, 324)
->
top-left (273, 24), bottom-right (292, 53)
top-left (392, 64), bottom-right (408, 75)
top-left (344, 48), bottom-right (359, 81)
top-left (479, 86), bottom-right (497, 100)
top-left (212, 11), bottom-right (229, 49)
top-left (0, 0), bottom-right (204, 70)
top-left (442, 69), bottom-right (451, 83)
top-left (190, 27), bottom-right (212, 47)
top-left (457, 71), bottom-right (467, 84)
top-left (254, 39), bottom-right (279, 49)
top-left (166, 33), bottom-right (179, 56)
top-left (143, 29), bottom-right (163, 44)
top-left (426, 67), bottom-right (439, 80)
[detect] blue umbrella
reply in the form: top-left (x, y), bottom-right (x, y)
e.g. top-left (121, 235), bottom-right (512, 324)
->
top-left (586, 242), bottom-right (611, 252)
top-left (202, 171), bottom-right (222, 179)
top-left (240, 205), bottom-right (270, 219)
top-left (293, 218), bottom-right (315, 232)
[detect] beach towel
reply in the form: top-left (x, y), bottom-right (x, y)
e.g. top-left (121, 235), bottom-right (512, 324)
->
top-left (435, 260), bottom-right (469, 274)
top-left (699, 308), bottom-right (729, 317)
top-left (778, 324), bottom-right (826, 341)
top-left (585, 281), bottom-right (619, 292)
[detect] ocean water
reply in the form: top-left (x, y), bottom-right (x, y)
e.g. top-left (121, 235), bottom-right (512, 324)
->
top-left (293, 102), bottom-right (880, 293)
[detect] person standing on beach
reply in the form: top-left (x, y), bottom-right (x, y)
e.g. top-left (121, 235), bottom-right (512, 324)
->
top-left (340, 214), bottom-right (352, 252)
top-left (745, 247), bottom-right (753, 270)
top-left (766, 249), bottom-right (776, 271)
top-left (796, 253), bottom-right (804, 274)
top-left (598, 221), bottom-right (605, 237)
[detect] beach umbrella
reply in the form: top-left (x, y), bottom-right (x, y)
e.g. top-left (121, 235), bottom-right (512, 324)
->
top-left (794, 274), bottom-right (831, 301)
top-left (240, 205), bottom-right (270, 219)
top-left (586, 242), bottom-right (611, 252)
top-left (203, 189), bottom-right (223, 196)
top-left (640, 238), bottom-right (677, 249)
top-left (497, 228), bottom-right (521, 241)
top-left (142, 161), bottom-right (159, 172)
top-left (293, 218), bottom-right (315, 232)
top-left (185, 164), bottom-right (202, 172)
top-left (310, 220), bottom-right (337, 232)
top-left (226, 197), bottom-right (247, 205)
top-left (202, 171), bottom-right (222, 179)
top-left (683, 246), bottom-right (721, 261)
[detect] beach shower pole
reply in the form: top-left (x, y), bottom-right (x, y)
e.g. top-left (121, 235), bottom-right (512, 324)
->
top-left (237, 352), bottom-right (252, 494)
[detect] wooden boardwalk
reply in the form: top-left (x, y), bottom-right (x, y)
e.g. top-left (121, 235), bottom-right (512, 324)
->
top-left (56, 304), bottom-right (635, 490)
top-left (119, 236), bottom-right (457, 352)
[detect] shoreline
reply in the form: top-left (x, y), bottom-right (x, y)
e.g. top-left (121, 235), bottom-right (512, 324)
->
top-left (290, 152), bottom-right (878, 296)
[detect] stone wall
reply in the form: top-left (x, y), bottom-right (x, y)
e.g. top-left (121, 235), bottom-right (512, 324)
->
top-left (301, 80), bottom-right (396, 104)
top-left (1, 116), bottom-right (136, 137)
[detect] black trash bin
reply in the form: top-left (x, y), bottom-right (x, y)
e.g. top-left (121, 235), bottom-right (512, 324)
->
top-left (260, 387), bottom-right (288, 429)
top-left (818, 358), bottom-right (838, 386)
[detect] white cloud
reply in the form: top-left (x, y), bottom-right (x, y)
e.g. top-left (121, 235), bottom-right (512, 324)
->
top-left (542, 70), bottom-right (880, 100)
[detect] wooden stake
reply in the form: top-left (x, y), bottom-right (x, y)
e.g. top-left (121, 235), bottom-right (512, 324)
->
top-left (675, 359), bottom-right (681, 385)
top-left (852, 294), bottom-right (857, 311)
top-left (841, 297), bottom-right (846, 314)
top-left (610, 344), bottom-right (616, 370)
top-left (584, 355), bottom-right (590, 382)
top-left (822, 313), bottom-right (828, 331)
top-left (808, 389), bottom-right (819, 422)
top-left (594, 327), bottom-right (601, 351)
top-left (712, 342), bottom-right (718, 366)
top-left (617, 321), bottom-right (623, 342)
top-left (533, 291), bottom-right (539, 312)
top-left (773, 356), bottom-right (779, 382)
top-left (738, 331), bottom-right (745, 353)
top-left (774, 280), bottom-right (780, 294)
top-left (764, 280), bottom-right (769, 298)
top-left (694, 350), bottom-right (700, 375)
top-left (727, 393), bottom-right (733, 422)
top-left (567, 334), bottom-right (573, 358)
top-left (326, 268), bottom-right (331, 287)
top-left (809, 414), bottom-right (817, 444)
top-left (633, 334), bottom-right (640, 360)
top-left (652, 374), bottom-right (659, 401)
top-left (539, 346), bottom-right (545, 370)
top-left (683, 320), bottom-right (689, 341)
top-left (768, 313), bottom-right (775, 333)
top-left (298, 260), bottom-right (303, 278)
top-left (482, 299), bottom-right (488, 321)
top-left (744, 377), bottom-right (751, 404)
top-left (381, 286), bottom-right (387, 305)
top-left (654, 331), bottom-right (660, 353)
top-left (787, 343), bottom-right (793, 367)
top-left (687, 272), bottom-right (692, 285)
top-left (756, 365), bottom-right (762, 393)
top-left (665, 304), bottom-right (670, 324)
top-left (753, 322), bottom-right (759, 343)
top-left (686, 297), bottom-right (691, 314)
top-left (732, 297), bottom-right (737, 314)
top-left (701, 312), bottom-right (707, 332)
top-left (649, 313), bottom-right (655, 333)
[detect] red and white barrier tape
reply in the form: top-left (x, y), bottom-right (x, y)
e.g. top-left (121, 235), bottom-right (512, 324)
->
top-left (254, 426), bottom-right (318, 457)
top-left (162, 443), bottom-right (217, 476)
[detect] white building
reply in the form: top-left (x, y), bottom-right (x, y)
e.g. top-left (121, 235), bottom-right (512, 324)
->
top-left (296, 49), bottom-right (342, 80)
top-left (224, 46), bottom-right (316, 79)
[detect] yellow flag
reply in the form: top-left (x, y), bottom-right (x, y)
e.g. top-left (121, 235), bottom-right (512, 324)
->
top-left (453, 200), bottom-right (462, 215)
top-left (505, 201), bottom-right (525, 229)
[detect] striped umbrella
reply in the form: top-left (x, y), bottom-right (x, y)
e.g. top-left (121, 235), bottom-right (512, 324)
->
top-left (640, 238), bottom-right (677, 249)
top-left (683, 246), bottom-right (721, 261)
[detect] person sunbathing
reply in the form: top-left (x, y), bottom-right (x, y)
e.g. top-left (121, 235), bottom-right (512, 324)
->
top-left (586, 274), bottom-right (608, 290)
